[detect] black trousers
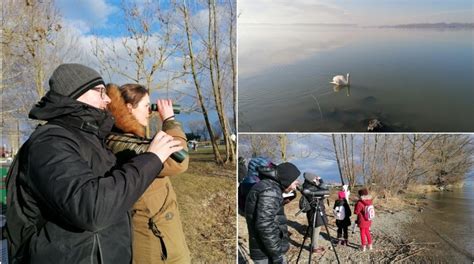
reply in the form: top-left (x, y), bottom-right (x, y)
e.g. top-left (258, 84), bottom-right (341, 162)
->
top-left (336, 222), bottom-right (349, 239)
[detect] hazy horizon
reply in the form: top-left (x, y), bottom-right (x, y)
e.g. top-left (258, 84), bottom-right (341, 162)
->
top-left (239, 22), bottom-right (474, 27)
top-left (239, 0), bottom-right (473, 27)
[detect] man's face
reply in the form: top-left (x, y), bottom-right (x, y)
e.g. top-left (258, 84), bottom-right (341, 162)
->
top-left (284, 179), bottom-right (300, 193)
top-left (76, 84), bottom-right (111, 110)
top-left (313, 176), bottom-right (321, 186)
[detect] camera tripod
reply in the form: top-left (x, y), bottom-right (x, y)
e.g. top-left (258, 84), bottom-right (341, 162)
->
top-left (296, 197), bottom-right (340, 264)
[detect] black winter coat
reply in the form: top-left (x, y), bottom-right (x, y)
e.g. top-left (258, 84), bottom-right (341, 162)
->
top-left (301, 181), bottom-right (328, 228)
top-left (333, 199), bottom-right (352, 226)
top-left (306, 201), bottom-right (327, 228)
top-left (7, 91), bottom-right (164, 264)
top-left (244, 178), bottom-right (289, 262)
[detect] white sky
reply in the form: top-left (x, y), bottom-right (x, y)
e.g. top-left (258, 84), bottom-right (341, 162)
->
top-left (238, 0), bottom-right (474, 26)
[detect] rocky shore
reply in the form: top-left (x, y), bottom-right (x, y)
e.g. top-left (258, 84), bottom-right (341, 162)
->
top-left (238, 187), bottom-right (472, 263)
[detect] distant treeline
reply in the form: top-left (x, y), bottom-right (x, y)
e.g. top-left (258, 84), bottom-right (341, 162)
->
top-left (240, 134), bottom-right (474, 194)
top-left (380, 23), bottom-right (474, 29)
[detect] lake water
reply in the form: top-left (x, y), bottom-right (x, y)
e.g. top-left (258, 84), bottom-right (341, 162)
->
top-left (407, 180), bottom-right (474, 262)
top-left (238, 25), bottom-right (474, 132)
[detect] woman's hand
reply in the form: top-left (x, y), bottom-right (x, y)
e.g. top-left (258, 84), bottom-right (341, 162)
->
top-left (147, 131), bottom-right (183, 162)
top-left (156, 99), bottom-right (174, 121)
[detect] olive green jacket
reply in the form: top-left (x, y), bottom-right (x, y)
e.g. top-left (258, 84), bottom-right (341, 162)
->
top-left (105, 85), bottom-right (191, 263)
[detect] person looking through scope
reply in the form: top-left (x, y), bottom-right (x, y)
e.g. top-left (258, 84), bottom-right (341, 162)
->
top-left (298, 172), bottom-right (330, 254)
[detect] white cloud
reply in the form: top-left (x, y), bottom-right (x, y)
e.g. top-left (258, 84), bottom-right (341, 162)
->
top-left (56, 0), bottom-right (119, 33)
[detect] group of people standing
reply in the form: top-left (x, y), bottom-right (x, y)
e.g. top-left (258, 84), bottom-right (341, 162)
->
top-left (239, 157), bottom-right (375, 263)
top-left (6, 63), bottom-right (190, 263)
top-left (333, 187), bottom-right (374, 252)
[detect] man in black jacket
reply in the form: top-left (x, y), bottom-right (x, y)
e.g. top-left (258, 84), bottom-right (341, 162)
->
top-left (244, 162), bottom-right (301, 264)
top-left (6, 63), bottom-right (182, 263)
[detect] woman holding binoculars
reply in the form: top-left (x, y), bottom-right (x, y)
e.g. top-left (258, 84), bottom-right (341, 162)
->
top-left (105, 83), bottom-right (191, 264)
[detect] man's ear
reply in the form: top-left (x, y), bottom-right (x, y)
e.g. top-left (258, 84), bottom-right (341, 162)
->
top-left (126, 103), bottom-right (134, 113)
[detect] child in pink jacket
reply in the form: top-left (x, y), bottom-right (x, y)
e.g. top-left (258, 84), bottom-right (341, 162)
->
top-left (354, 188), bottom-right (374, 251)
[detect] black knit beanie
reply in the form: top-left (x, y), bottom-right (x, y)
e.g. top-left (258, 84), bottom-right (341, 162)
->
top-left (277, 162), bottom-right (301, 189)
top-left (49, 63), bottom-right (105, 99)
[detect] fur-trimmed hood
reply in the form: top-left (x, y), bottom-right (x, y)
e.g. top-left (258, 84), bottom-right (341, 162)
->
top-left (106, 84), bottom-right (145, 137)
top-left (360, 194), bottom-right (372, 201)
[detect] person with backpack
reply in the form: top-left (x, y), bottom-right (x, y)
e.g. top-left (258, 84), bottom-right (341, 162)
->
top-left (245, 162), bottom-right (301, 264)
top-left (6, 64), bottom-right (182, 263)
top-left (238, 156), bottom-right (247, 183)
top-left (333, 191), bottom-right (352, 246)
top-left (354, 188), bottom-right (374, 251)
top-left (237, 156), bottom-right (273, 214)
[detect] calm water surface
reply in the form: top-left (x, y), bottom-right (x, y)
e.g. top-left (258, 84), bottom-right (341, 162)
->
top-left (238, 25), bottom-right (474, 132)
top-left (406, 180), bottom-right (474, 263)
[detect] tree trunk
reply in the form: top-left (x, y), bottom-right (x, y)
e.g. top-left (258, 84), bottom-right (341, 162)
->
top-left (332, 134), bottom-right (345, 185)
top-left (181, 2), bottom-right (223, 164)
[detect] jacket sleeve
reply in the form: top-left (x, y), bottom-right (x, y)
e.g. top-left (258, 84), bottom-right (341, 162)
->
top-left (354, 201), bottom-right (363, 220)
top-left (159, 119), bottom-right (189, 177)
top-left (254, 189), bottom-right (283, 260)
top-left (26, 133), bottom-right (163, 232)
top-left (345, 202), bottom-right (352, 217)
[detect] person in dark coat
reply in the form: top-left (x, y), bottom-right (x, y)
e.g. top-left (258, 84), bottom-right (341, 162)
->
top-left (302, 173), bottom-right (328, 254)
top-left (244, 162), bottom-right (301, 264)
top-left (333, 191), bottom-right (352, 245)
top-left (238, 156), bottom-right (272, 213)
top-left (238, 156), bottom-right (247, 183)
top-left (6, 63), bottom-right (182, 264)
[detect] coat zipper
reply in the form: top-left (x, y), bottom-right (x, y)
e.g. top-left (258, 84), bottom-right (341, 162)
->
top-left (90, 233), bottom-right (104, 264)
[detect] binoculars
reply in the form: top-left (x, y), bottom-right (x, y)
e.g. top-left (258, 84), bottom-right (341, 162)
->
top-left (150, 103), bottom-right (181, 114)
top-left (149, 103), bottom-right (186, 163)
top-left (171, 149), bottom-right (188, 163)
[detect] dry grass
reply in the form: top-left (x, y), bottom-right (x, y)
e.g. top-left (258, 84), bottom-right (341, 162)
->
top-left (171, 146), bottom-right (236, 263)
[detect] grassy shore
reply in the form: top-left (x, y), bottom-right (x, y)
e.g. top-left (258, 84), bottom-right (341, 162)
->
top-left (238, 187), bottom-right (448, 263)
top-left (171, 146), bottom-right (236, 263)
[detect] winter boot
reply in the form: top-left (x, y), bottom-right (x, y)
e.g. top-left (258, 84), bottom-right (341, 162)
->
top-left (360, 245), bottom-right (366, 252)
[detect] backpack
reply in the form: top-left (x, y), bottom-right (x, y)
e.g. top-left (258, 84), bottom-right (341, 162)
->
top-left (6, 122), bottom-right (90, 263)
top-left (333, 205), bottom-right (345, 220)
top-left (6, 136), bottom-right (43, 264)
top-left (238, 175), bottom-right (260, 212)
top-left (238, 157), bottom-right (271, 212)
top-left (363, 203), bottom-right (375, 221)
top-left (298, 195), bottom-right (311, 213)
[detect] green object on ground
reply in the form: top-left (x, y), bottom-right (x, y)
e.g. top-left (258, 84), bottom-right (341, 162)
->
top-left (1, 166), bottom-right (9, 205)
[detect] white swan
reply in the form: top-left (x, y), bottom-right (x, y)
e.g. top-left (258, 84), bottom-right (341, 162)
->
top-left (330, 73), bottom-right (350, 86)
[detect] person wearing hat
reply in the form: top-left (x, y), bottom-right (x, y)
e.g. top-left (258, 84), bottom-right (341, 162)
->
top-left (300, 172), bottom-right (329, 254)
top-left (244, 162), bottom-right (301, 264)
top-left (354, 188), bottom-right (374, 251)
top-left (6, 63), bottom-right (183, 263)
top-left (333, 191), bottom-right (352, 246)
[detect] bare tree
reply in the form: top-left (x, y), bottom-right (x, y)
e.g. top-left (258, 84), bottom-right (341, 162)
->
top-left (238, 134), bottom-right (280, 161)
top-left (2, 0), bottom-right (63, 151)
top-left (180, 1), bottom-right (223, 164)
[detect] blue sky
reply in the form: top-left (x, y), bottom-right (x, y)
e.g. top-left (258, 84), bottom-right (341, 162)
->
top-left (239, 0), bottom-right (473, 25)
top-left (55, 0), bottom-right (178, 36)
top-left (53, 0), bottom-right (229, 133)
